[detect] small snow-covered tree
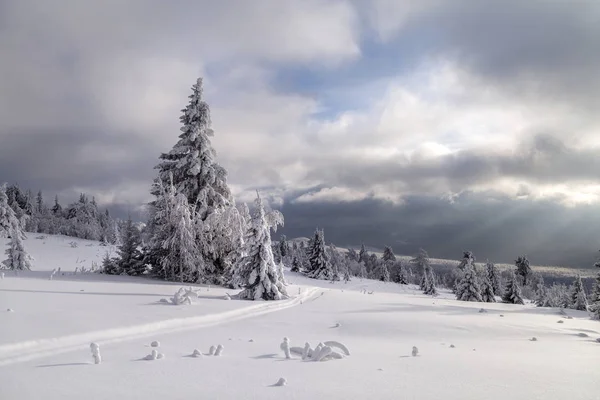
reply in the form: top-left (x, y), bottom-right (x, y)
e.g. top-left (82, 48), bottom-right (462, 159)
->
top-left (481, 276), bottom-right (496, 303)
top-left (379, 262), bottom-right (390, 282)
top-left (2, 228), bottom-right (33, 270)
top-left (485, 260), bottom-right (501, 295)
top-left (279, 235), bottom-right (290, 266)
top-left (569, 275), bottom-right (588, 311)
top-left (424, 268), bottom-right (438, 296)
top-left (455, 260), bottom-right (482, 302)
top-left (515, 255), bottom-right (532, 286)
top-left (502, 273), bottom-right (524, 305)
top-left (307, 229), bottom-right (333, 280)
top-left (116, 217), bottom-right (146, 276)
top-left (358, 243), bottom-right (368, 264)
top-left (327, 244), bottom-right (343, 282)
top-left (290, 255), bottom-right (301, 272)
top-left (236, 192), bottom-right (288, 301)
top-left (411, 248), bottom-right (431, 288)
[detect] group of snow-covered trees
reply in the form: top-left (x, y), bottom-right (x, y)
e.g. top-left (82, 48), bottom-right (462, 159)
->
top-left (1, 184), bottom-right (121, 244)
top-left (105, 77), bottom-right (289, 300)
top-left (452, 251), bottom-right (523, 304)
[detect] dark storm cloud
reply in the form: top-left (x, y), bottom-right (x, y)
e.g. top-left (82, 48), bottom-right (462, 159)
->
top-left (278, 191), bottom-right (600, 269)
top-left (0, 128), bottom-right (157, 198)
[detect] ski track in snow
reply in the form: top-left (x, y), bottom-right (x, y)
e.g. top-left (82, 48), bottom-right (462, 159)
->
top-left (0, 287), bottom-right (320, 366)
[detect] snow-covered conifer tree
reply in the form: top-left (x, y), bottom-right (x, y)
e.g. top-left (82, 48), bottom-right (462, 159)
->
top-left (358, 244), bottom-right (368, 264)
top-left (279, 235), bottom-right (290, 266)
top-left (2, 228), bottom-right (33, 270)
top-left (485, 260), bottom-right (501, 295)
top-left (307, 229), bottom-right (333, 280)
top-left (457, 251), bottom-right (475, 270)
top-left (424, 269), bottom-right (438, 295)
top-left (236, 192), bottom-right (287, 301)
top-left (115, 216), bottom-right (146, 276)
top-left (0, 184), bottom-right (23, 239)
top-left (159, 182), bottom-right (202, 282)
top-left (502, 273), bottom-right (524, 304)
top-left (392, 261), bottom-right (408, 284)
top-left (455, 259), bottom-right (483, 302)
top-left (290, 255), bottom-right (301, 273)
top-left (411, 248), bottom-right (431, 287)
top-left (149, 77), bottom-right (237, 283)
top-left (569, 275), bottom-right (588, 311)
top-left (515, 255), bottom-right (532, 286)
top-left (481, 276), bottom-right (496, 303)
top-left (327, 244), bottom-right (342, 282)
top-left (589, 271), bottom-right (600, 319)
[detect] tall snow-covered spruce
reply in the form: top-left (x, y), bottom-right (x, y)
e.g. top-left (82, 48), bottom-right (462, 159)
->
top-left (147, 77), bottom-right (243, 284)
top-left (236, 193), bottom-right (287, 301)
top-left (307, 229), bottom-right (333, 280)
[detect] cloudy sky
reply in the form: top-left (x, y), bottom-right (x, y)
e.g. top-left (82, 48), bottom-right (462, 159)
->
top-left (2, 0), bottom-right (600, 267)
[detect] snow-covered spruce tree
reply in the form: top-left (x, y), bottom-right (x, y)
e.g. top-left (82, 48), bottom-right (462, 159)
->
top-left (327, 244), bottom-right (342, 282)
top-left (343, 265), bottom-right (351, 282)
top-left (346, 248), bottom-right (358, 262)
top-left (515, 255), bottom-right (532, 286)
top-left (115, 217), bottom-right (145, 276)
top-left (0, 184), bottom-right (24, 239)
top-left (411, 248), bottom-right (431, 289)
top-left (502, 272), bottom-right (524, 305)
top-left (481, 276), bottom-right (496, 303)
top-left (379, 262), bottom-right (390, 282)
top-left (424, 268), bottom-right (438, 296)
top-left (358, 244), bottom-right (368, 264)
top-left (2, 228), bottom-right (33, 271)
top-left (457, 251), bottom-right (475, 270)
top-left (279, 235), bottom-right (290, 266)
top-left (236, 192), bottom-right (288, 301)
top-left (455, 260), bottom-right (483, 302)
top-left (589, 272), bottom-right (600, 320)
top-left (307, 229), bottom-right (333, 280)
top-left (149, 77), bottom-right (236, 284)
top-left (160, 180), bottom-right (203, 282)
top-left (569, 275), bottom-right (588, 311)
top-left (381, 246), bottom-right (395, 283)
top-left (290, 255), bottom-right (301, 272)
top-left (101, 252), bottom-right (119, 275)
top-left (485, 260), bottom-right (501, 295)
top-left (392, 261), bottom-right (409, 284)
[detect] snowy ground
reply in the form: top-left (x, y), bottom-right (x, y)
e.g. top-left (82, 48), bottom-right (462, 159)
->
top-left (1, 235), bottom-right (599, 399)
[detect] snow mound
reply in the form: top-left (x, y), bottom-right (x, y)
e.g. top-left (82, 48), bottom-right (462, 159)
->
top-left (273, 377), bottom-right (287, 387)
top-left (191, 349), bottom-right (203, 358)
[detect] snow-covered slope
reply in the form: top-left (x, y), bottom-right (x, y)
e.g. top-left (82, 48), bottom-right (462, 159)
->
top-left (0, 235), bottom-right (598, 400)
